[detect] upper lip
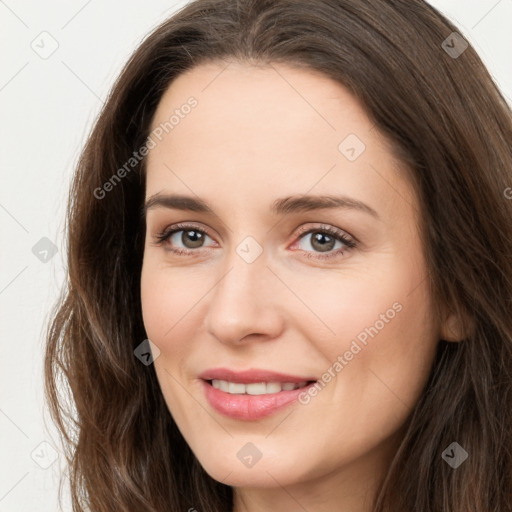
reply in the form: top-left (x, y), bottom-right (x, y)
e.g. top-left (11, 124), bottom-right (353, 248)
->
top-left (198, 368), bottom-right (317, 384)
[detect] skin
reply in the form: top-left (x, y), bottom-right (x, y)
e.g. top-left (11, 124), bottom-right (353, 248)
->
top-left (140, 61), bottom-right (463, 512)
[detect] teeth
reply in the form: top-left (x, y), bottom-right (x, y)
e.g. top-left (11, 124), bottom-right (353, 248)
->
top-left (211, 380), bottom-right (308, 395)
top-left (228, 382), bottom-right (245, 394)
top-left (265, 382), bottom-right (283, 393)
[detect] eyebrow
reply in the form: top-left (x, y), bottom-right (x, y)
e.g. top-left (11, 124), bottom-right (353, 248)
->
top-left (142, 193), bottom-right (380, 219)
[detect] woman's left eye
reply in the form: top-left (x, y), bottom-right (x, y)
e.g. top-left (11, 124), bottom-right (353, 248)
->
top-left (293, 226), bottom-right (357, 259)
top-left (153, 223), bottom-right (357, 260)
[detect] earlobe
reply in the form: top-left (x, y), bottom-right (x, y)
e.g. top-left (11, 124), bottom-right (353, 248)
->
top-left (440, 309), bottom-right (473, 342)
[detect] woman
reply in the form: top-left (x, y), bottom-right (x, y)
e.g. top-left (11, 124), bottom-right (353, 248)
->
top-left (44, 0), bottom-right (512, 510)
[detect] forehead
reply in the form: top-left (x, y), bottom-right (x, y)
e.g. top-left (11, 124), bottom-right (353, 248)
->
top-left (149, 61), bottom-right (372, 152)
top-left (145, 61), bottom-right (417, 226)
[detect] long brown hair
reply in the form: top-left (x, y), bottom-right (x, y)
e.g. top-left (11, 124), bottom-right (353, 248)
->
top-left (44, 1), bottom-right (512, 510)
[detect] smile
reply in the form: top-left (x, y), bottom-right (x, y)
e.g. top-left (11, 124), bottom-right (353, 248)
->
top-left (210, 379), bottom-right (309, 395)
top-left (202, 380), bottom-right (316, 420)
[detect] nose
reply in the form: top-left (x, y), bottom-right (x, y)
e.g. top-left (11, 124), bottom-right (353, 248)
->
top-left (203, 249), bottom-right (285, 346)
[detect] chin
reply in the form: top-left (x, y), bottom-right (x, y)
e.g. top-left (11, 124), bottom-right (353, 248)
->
top-left (196, 449), bottom-right (303, 488)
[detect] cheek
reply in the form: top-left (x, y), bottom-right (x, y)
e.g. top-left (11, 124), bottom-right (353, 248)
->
top-left (283, 265), bottom-right (408, 359)
top-left (326, 277), bottom-right (436, 427)
top-left (140, 263), bottom-right (217, 413)
top-left (140, 267), bottom-right (196, 415)
top-left (141, 262), bottom-right (204, 347)
top-left (298, 259), bottom-right (437, 413)
top-left (140, 266), bottom-right (203, 422)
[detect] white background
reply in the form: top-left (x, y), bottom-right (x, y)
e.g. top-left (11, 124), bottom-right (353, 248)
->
top-left (1, 1), bottom-right (511, 510)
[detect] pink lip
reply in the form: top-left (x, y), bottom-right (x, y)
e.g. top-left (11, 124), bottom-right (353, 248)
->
top-left (199, 368), bottom-right (317, 421)
top-left (198, 368), bottom-right (317, 384)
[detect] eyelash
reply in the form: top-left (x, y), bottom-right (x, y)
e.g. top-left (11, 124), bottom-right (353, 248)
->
top-left (153, 222), bottom-right (357, 261)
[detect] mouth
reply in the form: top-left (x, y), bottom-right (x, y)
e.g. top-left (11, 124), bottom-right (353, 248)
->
top-left (199, 369), bottom-right (318, 420)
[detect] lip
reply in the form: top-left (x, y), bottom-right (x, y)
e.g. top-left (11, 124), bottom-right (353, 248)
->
top-left (199, 368), bottom-right (318, 421)
top-left (198, 368), bottom-right (317, 384)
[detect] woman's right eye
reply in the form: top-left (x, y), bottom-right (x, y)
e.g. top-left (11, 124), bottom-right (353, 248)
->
top-left (153, 224), bottom-right (216, 255)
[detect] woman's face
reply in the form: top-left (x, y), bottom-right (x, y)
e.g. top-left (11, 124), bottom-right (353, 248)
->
top-left (140, 61), bottom-right (447, 505)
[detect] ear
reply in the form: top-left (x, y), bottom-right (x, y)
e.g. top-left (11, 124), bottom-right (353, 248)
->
top-left (439, 309), bottom-right (473, 342)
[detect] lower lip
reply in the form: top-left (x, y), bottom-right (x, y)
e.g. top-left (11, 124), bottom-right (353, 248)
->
top-left (202, 380), bottom-right (316, 420)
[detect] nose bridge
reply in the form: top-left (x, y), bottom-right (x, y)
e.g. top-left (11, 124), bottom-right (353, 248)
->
top-left (214, 231), bottom-right (270, 301)
top-left (203, 238), bottom-right (283, 344)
